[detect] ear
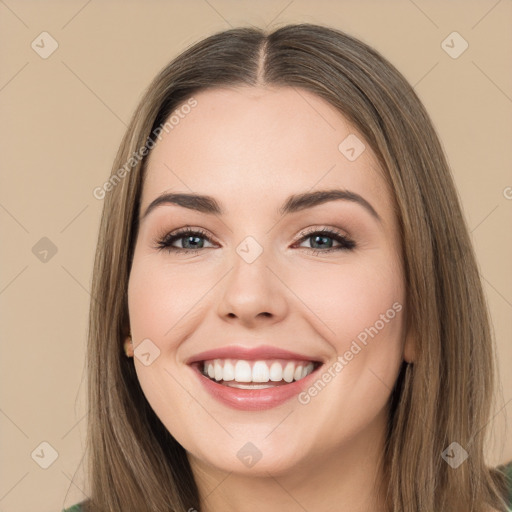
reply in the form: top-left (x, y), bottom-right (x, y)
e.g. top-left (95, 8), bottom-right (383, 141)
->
top-left (124, 336), bottom-right (134, 357)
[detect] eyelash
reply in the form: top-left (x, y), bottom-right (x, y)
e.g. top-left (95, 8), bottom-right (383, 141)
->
top-left (153, 226), bottom-right (356, 256)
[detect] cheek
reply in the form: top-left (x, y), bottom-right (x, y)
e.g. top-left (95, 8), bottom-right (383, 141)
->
top-left (127, 253), bottom-right (210, 343)
top-left (290, 255), bottom-right (404, 341)
top-left (126, 253), bottom-right (207, 440)
top-left (287, 257), bottom-right (405, 444)
top-left (288, 253), bottom-right (405, 393)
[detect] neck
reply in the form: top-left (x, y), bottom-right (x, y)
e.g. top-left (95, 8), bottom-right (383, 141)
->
top-left (188, 408), bottom-right (389, 512)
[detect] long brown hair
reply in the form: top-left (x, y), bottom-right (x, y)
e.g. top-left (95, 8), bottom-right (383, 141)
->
top-left (82, 23), bottom-right (510, 511)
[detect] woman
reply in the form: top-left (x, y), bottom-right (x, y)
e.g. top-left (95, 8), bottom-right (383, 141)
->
top-left (64, 23), bottom-right (512, 511)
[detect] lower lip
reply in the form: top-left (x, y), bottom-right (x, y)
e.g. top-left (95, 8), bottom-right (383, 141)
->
top-left (190, 364), bottom-right (322, 411)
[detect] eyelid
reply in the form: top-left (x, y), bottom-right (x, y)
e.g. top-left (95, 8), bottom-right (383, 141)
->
top-left (294, 225), bottom-right (348, 242)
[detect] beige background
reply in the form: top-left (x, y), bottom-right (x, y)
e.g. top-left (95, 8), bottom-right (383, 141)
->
top-left (1, 1), bottom-right (511, 510)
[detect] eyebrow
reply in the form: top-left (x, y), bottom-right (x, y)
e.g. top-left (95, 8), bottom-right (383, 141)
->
top-left (140, 189), bottom-right (381, 223)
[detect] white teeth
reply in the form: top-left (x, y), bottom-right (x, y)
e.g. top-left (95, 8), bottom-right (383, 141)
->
top-left (283, 362), bottom-right (295, 383)
top-left (269, 361), bottom-right (283, 382)
top-left (223, 360), bottom-right (235, 381)
top-left (222, 382), bottom-right (277, 390)
top-left (234, 360), bottom-right (252, 382)
top-left (252, 361), bottom-right (270, 382)
top-left (202, 359), bottom-right (317, 384)
top-left (214, 360), bottom-right (223, 381)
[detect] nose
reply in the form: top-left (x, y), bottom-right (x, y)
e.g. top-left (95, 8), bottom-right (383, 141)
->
top-left (216, 250), bottom-right (288, 328)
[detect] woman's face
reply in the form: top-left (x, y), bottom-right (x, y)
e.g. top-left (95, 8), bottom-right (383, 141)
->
top-left (127, 85), bottom-right (413, 477)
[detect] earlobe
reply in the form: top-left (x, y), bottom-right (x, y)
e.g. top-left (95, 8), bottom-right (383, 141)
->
top-left (124, 335), bottom-right (134, 357)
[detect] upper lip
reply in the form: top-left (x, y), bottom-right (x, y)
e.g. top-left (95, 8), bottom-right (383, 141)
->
top-left (185, 345), bottom-right (325, 365)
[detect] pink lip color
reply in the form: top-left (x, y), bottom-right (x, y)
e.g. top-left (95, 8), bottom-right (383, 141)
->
top-left (190, 363), bottom-right (322, 411)
top-left (186, 344), bottom-right (323, 365)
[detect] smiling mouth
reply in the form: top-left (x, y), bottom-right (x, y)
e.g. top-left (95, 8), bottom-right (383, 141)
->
top-left (193, 358), bottom-right (323, 389)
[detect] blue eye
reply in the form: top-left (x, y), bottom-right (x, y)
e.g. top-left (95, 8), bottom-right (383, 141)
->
top-left (294, 227), bottom-right (356, 254)
top-left (154, 227), bottom-right (213, 254)
top-left (154, 226), bottom-right (356, 255)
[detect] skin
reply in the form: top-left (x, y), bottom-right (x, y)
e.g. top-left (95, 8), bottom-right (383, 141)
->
top-left (127, 85), bottom-right (415, 512)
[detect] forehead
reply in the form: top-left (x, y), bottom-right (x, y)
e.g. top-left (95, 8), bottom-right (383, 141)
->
top-left (141, 85), bottom-right (392, 219)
